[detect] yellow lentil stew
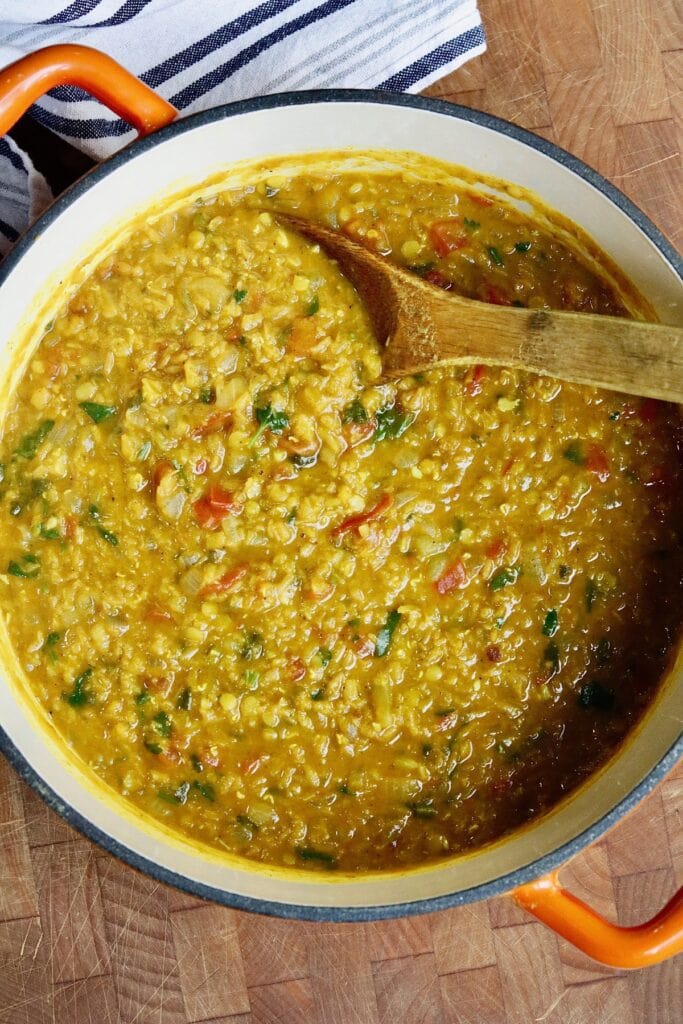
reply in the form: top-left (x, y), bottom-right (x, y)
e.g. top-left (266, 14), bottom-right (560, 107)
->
top-left (0, 156), bottom-right (681, 874)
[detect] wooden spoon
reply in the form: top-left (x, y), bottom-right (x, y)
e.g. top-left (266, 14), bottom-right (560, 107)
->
top-left (282, 216), bottom-right (683, 401)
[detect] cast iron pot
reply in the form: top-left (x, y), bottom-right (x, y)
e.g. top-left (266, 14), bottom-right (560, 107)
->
top-left (0, 45), bottom-right (681, 968)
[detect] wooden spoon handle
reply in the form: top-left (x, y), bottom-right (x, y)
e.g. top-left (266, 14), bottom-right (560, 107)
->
top-left (423, 296), bottom-right (683, 402)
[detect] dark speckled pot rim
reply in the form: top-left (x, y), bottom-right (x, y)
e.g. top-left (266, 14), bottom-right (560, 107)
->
top-left (0, 90), bottom-right (681, 921)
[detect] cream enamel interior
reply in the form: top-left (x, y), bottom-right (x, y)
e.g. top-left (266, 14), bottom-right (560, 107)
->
top-left (0, 100), bottom-right (681, 910)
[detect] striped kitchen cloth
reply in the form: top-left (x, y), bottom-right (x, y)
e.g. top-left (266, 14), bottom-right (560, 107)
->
top-left (0, 0), bottom-right (485, 255)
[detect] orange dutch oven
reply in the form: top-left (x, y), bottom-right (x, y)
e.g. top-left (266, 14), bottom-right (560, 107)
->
top-left (0, 45), bottom-right (681, 969)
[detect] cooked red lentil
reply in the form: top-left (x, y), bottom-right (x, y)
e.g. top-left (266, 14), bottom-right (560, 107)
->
top-left (0, 158), bottom-right (681, 873)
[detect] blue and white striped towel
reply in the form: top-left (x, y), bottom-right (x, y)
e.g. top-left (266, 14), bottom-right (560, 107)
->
top-left (0, 0), bottom-right (485, 255)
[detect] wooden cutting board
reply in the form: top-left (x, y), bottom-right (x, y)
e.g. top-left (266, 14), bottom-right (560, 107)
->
top-left (0, 1), bottom-right (681, 1021)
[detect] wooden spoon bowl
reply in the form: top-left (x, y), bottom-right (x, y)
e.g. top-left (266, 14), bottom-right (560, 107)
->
top-left (283, 216), bottom-right (683, 402)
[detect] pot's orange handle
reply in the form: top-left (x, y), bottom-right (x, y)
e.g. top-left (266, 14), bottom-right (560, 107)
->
top-left (514, 871), bottom-right (683, 968)
top-left (0, 44), bottom-right (176, 138)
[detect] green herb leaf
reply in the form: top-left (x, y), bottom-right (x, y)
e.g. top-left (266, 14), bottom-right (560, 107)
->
top-left (144, 740), bottom-right (162, 755)
top-left (409, 261), bottom-right (435, 277)
top-left (190, 754), bottom-right (203, 772)
top-left (578, 680), bottom-right (615, 711)
top-left (243, 669), bottom-right (260, 690)
top-left (490, 567), bottom-right (518, 591)
top-left (233, 288), bottom-right (247, 304)
top-left (153, 711), bottom-right (172, 737)
top-left (543, 642), bottom-right (560, 675)
top-left (80, 401), bottom-right (116, 424)
top-left (318, 647), bottom-right (333, 668)
top-left (64, 666), bottom-right (92, 707)
top-left (596, 637), bottom-right (612, 664)
top-left (135, 690), bottom-right (150, 706)
top-left (158, 781), bottom-right (190, 805)
top-left (514, 241), bottom-right (532, 252)
top-left (176, 687), bottom-right (192, 711)
top-left (463, 218), bottom-right (480, 230)
top-left (8, 555), bottom-right (40, 578)
top-left (408, 801), bottom-right (437, 818)
top-left (375, 608), bottom-right (401, 657)
top-left (296, 846), bottom-right (337, 867)
top-left (542, 609), bottom-right (558, 637)
top-left (310, 686), bottom-right (326, 701)
top-left (39, 523), bottom-right (60, 540)
top-left (374, 404), bottom-right (415, 443)
top-left (16, 420), bottom-right (54, 460)
top-left (290, 452), bottom-right (317, 469)
top-left (88, 505), bottom-right (118, 545)
top-left (558, 564), bottom-right (572, 580)
top-left (43, 631), bottom-right (61, 662)
top-left (453, 516), bottom-right (465, 541)
top-left (97, 526), bottom-right (118, 546)
top-left (564, 440), bottom-right (584, 465)
top-left (137, 441), bottom-right (152, 462)
top-left (240, 630), bottom-right (264, 660)
top-left (487, 246), bottom-right (504, 266)
top-left (306, 294), bottom-right (319, 316)
top-left (191, 780), bottom-right (215, 802)
top-left (198, 386), bottom-right (216, 404)
top-left (342, 398), bottom-right (368, 425)
top-left (249, 404), bottom-right (289, 446)
top-left (585, 577), bottom-right (599, 612)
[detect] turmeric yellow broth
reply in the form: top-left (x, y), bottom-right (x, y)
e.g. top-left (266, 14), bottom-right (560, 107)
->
top-left (0, 161), bottom-right (681, 872)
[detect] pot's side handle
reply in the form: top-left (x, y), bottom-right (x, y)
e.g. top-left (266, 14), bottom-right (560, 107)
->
top-left (0, 44), bottom-right (177, 138)
top-left (514, 871), bottom-right (683, 968)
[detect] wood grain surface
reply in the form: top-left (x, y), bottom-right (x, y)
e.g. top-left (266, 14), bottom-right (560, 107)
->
top-left (1, 1), bottom-right (682, 1021)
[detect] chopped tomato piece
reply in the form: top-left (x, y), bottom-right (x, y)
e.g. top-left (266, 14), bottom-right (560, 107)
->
top-left (331, 493), bottom-right (393, 537)
top-left (193, 485), bottom-right (241, 530)
top-left (428, 218), bottom-right (468, 258)
top-left (145, 603), bottom-right (174, 623)
top-left (502, 458), bottom-right (515, 476)
top-left (64, 514), bottom-right (77, 541)
top-left (478, 283), bottom-right (511, 306)
top-left (288, 318), bottom-right (319, 355)
top-left (424, 269), bottom-right (454, 291)
top-left (342, 419), bottom-right (375, 449)
top-left (343, 218), bottom-right (391, 254)
top-left (486, 538), bottom-right (508, 560)
top-left (352, 635), bottom-right (375, 659)
top-left (435, 559), bottom-right (469, 595)
top-left (638, 398), bottom-right (664, 423)
top-left (469, 192), bottom-right (494, 208)
top-left (485, 644), bottom-right (502, 663)
top-left (150, 460), bottom-right (174, 499)
top-left (436, 711), bottom-right (459, 732)
top-left (241, 754), bottom-right (266, 776)
top-left (160, 745), bottom-right (183, 766)
top-left (288, 657), bottom-right (306, 682)
top-left (302, 579), bottom-right (335, 603)
top-left (645, 463), bottom-right (668, 487)
top-left (465, 364), bottom-right (486, 397)
top-left (201, 746), bottom-right (221, 769)
top-left (279, 435), bottom-right (319, 457)
top-left (191, 410), bottom-right (232, 439)
top-left (585, 444), bottom-right (610, 483)
top-left (143, 675), bottom-right (173, 697)
top-left (199, 563), bottom-right (248, 598)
